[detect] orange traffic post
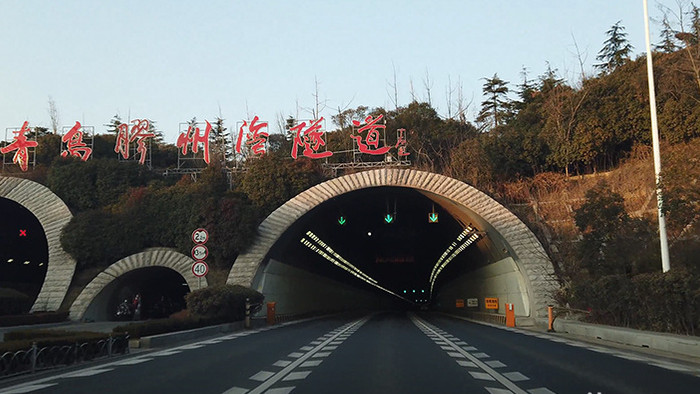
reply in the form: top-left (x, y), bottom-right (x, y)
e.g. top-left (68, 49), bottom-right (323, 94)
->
top-left (266, 302), bottom-right (276, 325)
top-left (505, 303), bottom-right (515, 327)
top-left (547, 305), bottom-right (554, 332)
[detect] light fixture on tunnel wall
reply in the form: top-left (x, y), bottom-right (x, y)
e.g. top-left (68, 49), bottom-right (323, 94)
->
top-left (300, 231), bottom-right (409, 302)
top-left (428, 225), bottom-right (483, 296)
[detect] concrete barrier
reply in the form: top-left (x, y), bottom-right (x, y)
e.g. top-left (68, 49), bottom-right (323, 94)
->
top-left (552, 318), bottom-right (700, 359)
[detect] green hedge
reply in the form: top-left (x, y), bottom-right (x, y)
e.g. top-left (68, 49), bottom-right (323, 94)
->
top-left (185, 285), bottom-right (264, 320)
top-left (3, 329), bottom-right (106, 342)
top-left (0, 331), bottom-right (112, 354)
top-left (112, 316), bottom-right (223, 339)
top-left (0, 311), bottom-right (69, 327)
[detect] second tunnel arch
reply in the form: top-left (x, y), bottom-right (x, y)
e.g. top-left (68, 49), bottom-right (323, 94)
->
top-left (227, 168), bottom-right (556, 317)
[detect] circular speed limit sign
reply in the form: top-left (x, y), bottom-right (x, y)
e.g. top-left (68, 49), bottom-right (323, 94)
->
top-left (192, 261), bottom-right (209, 277)
top-left (192, 228), bottom-right (209, 244)
top-left (191, 244), bottom-right (208, 261)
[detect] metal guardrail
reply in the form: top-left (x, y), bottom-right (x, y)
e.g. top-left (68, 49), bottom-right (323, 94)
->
top-left (0, 334), bottom-right (130, 379)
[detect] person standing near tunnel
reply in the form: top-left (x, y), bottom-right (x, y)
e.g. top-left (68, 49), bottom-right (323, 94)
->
top-left (132, 293), bottom-right (142, 320)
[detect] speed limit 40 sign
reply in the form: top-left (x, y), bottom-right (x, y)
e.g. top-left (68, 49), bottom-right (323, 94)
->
top-left (192, 261), bottom-right (209, 277)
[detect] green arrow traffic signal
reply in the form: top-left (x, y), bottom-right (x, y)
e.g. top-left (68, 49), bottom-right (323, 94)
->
top-left (428, 212), bottom-right (439, 223)
top-left (384, 214), bottom-right (394, 224)
top-left (338, 216), bottom-right (346, 225)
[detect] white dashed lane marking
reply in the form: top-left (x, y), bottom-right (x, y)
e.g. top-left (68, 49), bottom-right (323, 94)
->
top-left (411, 314), bottom-right (556, 394)
top-left (60, 368), bottom-right (113, 378)
top-left (224, 316), bottom-right (370, 394)
top-left (112, 357), bottom-right (154, 365)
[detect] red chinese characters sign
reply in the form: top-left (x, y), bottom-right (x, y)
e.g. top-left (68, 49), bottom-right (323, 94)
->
top-left (177, 120), bottom-right (211, 164)
top-left (114, 119), bottom-right (154, 165)
top-left (236, 116), bottom-right (269, 156)
top-left (290, 118), bottom-right (332, 159)
top-left (351, 115), bottom-right (390, 155)
top-left (1, 121), bottom-right (38, 172)
top-left (61, 121), bottom-right (92, 161)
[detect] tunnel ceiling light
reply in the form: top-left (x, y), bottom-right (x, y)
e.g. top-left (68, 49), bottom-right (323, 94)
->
top-left (428, 226), bottom-right (484, 296)
top-left (301, 231), bottom-right (410, 303)
top-left (24, 261), bottom-right (30, 265)
top-left (7, 259), bottom-right (13, 263)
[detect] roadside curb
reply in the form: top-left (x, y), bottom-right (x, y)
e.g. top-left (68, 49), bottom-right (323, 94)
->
top-left (440, 312), bottom-right (700, 363)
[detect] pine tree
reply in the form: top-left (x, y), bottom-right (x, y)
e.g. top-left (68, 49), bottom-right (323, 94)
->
top-left (476, 73), bottom-right (511, 131)
top-left (595, 21), bottom-right (633, 74)
top-left (656, 15), bottom-right (680, 53)
top-left (106, 114), bottom-right (123, 134)
top-left (210, 116), bottom-right (230, 166)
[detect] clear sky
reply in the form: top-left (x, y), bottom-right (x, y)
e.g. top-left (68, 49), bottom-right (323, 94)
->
top-left (0, 1), bottom-right (688, 143)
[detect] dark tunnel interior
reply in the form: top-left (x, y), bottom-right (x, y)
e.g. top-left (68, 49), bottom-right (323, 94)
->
top-left (265, 187), bottom-right (487, 305)
top-left (0, 197), bottom-right (48, 314)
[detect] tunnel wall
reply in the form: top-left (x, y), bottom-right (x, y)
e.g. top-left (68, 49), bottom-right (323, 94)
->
top-left (435, 257), bottom-right (529, 316)
top-left (256, 259), bottom-right (393, 316)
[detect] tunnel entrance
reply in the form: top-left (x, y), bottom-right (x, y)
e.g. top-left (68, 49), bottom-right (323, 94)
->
top-left (254, 185), bottom-right (516, 316)
top-left (82, 266), bottom-right (190, 321)
top-left (0, 197), bottom-right (49, 315)
top-left (229, 169), bottom-right (555, 318)
top-left (264, 187), bottom-right (481, 303)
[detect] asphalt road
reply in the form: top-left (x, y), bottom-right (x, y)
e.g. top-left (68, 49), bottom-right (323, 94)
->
top-left (1, 312), bottom-right (698, 394)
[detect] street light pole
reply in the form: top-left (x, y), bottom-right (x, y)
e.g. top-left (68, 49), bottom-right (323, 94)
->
top-left (643, 0), bottom-right (671, 272)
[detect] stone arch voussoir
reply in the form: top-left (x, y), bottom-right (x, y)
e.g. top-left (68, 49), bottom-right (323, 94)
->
top-left (0, 176), bottom-right (76, 312)
top-left (69, 248), bottom-right (205, 320)
top-left (227, 168), bottom-right (557, 317)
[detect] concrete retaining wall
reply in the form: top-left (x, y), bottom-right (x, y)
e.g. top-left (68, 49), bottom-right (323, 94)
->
top-left (552, 319), bottom-right (700, 359)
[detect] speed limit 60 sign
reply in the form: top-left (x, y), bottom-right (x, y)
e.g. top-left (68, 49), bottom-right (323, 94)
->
top-left (192, 261), bottom-right (209, 277)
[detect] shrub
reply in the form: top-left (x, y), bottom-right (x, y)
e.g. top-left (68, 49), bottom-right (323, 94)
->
top-left (564, 269), bottom-right (700, 335)
top-left (185, 285), bottom-right (264, 321)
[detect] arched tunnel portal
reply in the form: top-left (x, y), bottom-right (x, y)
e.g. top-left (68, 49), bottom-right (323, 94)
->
top-left (228, 169), bottom-right (557, 319)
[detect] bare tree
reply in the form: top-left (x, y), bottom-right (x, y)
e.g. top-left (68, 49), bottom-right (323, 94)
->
top-left (386, 62), bottom-right (399, 110)
top-left (658, 1), bottom-right (700, 93)
top-left (48, 96), bottom-right (59, 134)
top-left (423, 68), bottom-right (433, 106)
top-left (444, 75), bottom-right (456, 119)
top-left (303, 75), bottom-right (329, 119)
top-left (455, 77), bottom-right (472, 124)
top-left (570, 33), bottom-right (588, 83)
top-left (409, 77), bottom-right (417, 103)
